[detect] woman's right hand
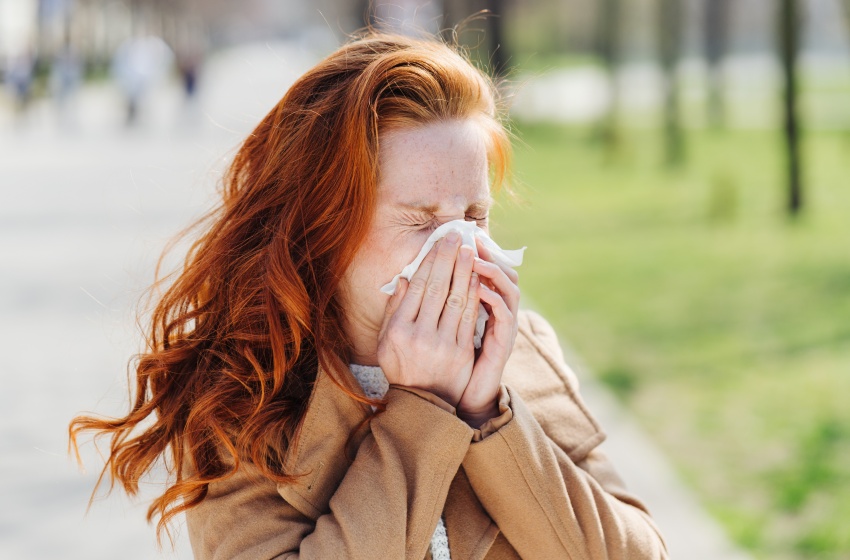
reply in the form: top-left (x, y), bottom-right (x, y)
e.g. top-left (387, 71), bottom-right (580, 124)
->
top-left (377, 231), bottom-right (481, 407)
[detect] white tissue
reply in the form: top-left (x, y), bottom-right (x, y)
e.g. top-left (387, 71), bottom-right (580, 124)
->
top-left (380, 219), bottom-right (525, 348)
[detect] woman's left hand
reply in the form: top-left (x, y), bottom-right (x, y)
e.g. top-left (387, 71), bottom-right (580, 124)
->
top-left (456, 237), bottom-right (521, 428)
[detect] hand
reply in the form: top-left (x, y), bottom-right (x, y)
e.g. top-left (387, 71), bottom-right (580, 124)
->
top-left (456, 237), bottom-right (521, 427)
top-left (377, 231), bottom-right (481, 407)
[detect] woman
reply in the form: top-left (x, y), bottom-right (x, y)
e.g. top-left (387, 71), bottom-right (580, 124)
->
top-left (70, 32), bottom-right (668, 559)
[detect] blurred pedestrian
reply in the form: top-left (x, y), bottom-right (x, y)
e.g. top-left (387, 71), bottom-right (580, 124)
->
top-left (50, 39), bottom-right (82, 129)
top-left (110, 35), bottom-right (173, 126)
top-left (177, 48), bottom-right (201, 101)
top-left (5, 49), bottom-right (35, 118)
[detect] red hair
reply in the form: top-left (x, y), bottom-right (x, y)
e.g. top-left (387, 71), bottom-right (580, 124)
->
top-left (69, 31), bottom-right (512, 540)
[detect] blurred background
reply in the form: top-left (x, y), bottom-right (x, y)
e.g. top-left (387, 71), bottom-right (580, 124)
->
top-left (1, 1), bottom-right (849, 559)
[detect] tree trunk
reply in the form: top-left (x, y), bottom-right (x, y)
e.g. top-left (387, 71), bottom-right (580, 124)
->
top-left (780, 0), bottom-right (803, 215)
top-left (704, 0), bottom-right (729, 128)
top-left (485, 0), bottom-right (508, 77)
top-left (659, 0), bottom-right (684, 166)
top-left (597, 0), bottom-right (622, 155)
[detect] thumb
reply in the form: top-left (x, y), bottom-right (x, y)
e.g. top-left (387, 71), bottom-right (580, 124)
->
top-left (379, 279), bottom-right (408, 335)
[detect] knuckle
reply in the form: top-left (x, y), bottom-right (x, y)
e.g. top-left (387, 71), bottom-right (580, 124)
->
top-left (426, 280), bottom-right (444, 298)
top-left (438, 250), bottom-right (458, 264)
top-left (461, 308), bottom-right (478, 323)
top-left (445, 292), bottom-right (465, 309)
top-left (438, 240), bottom-right (456, 255)
top-left (408, 277), bottom-right (427, 295)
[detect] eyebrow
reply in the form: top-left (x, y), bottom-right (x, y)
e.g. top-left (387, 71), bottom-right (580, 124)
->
top-left (397, 198), bottom-right (493, 215)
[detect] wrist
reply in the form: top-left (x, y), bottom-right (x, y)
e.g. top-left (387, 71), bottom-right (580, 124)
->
top-left (402, 384), bottom-right (458, 408)
top-left (458, 401), bottom-right (499, 429)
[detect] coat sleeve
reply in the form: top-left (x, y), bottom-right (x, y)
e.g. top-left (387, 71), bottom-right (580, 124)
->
top-left (186, 386), bottom-right (473, 560)
top-left (460, 311), bottom-right (669, 559)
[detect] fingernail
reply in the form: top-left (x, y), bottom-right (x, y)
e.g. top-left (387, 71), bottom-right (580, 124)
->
top-left (445, 231), bottom-right (459, 244)
top-left (459, 246), bottom-right (473, 260)
top-left (471, 272), bottom-right (479, 286)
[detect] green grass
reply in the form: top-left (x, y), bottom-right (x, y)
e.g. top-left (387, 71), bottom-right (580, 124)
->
top-left (491, 122), bottom-right (850, 559)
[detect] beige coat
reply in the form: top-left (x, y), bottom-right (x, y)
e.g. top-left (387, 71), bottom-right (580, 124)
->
top-left (186, 310), bottom-right (668, 559)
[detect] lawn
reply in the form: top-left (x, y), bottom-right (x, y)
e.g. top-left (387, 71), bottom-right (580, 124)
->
top-left (490, 122), bottom-right (850, 559)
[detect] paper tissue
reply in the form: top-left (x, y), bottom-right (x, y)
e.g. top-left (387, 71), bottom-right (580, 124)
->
top-left (380, 219), bottom-right (525, 348)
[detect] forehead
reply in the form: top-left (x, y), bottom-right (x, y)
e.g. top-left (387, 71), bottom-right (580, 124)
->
top-left (377, 119), bottom-right (490, 209)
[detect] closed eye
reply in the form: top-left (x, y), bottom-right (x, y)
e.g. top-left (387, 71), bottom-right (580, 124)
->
top-left (413, 215), bottom-right (488, 230)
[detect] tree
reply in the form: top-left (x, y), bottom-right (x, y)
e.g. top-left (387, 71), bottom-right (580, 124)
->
top-left (703, 0), bottom-right (729, 129)
top-left (779, 0), bottom-right (803, 215)
top-left (597, 0), bottom-right (623, 155)
top-left (484, 0), bottom-right (508, 77)
top-left (659, 0), bottom-right (684, 166)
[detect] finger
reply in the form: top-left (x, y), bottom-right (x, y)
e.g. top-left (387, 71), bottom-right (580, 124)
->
top-left (475, 237), bottom-right (519, 285)
top-left (395, 240), bottom-right (441, 323)
top-left (477, 282), bottom-right (514, 344)
top-left (438, 244), bottom-right (475, 335)
top-left (417, 231), bottom-right (461, 328)
top-left (456, 272), bottom-right (480, 348)
top-left (472, 257), bottom-right (520, 316)
top-left (379, 277), bottom-right (408, 337)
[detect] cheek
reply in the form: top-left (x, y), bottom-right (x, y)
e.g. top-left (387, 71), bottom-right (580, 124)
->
top-left (394, 228), bottom-right (437, 263)
top-left (375, 234), bottom-right (426, 284)
top-left (349, 229), bottom-right (423, 291)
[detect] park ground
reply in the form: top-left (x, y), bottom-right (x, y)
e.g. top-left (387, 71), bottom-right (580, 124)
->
top-left (493, 121), bottom-right (850, 559)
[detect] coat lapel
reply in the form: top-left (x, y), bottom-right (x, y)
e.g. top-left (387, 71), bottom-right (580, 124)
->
top-left (274, 360), bottom-right (500, 559)
top-left (275, 362), bottom-right (372, 520)
top-left (444, 467), bottom-right (501, 559)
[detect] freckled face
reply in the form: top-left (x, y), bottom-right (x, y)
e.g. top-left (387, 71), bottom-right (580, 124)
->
top-left (338, 119), bottom-right (492, 355)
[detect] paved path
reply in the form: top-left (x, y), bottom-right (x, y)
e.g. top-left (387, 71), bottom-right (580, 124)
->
top-left (0, 41), bottom-right (316, 560)
top-left (1, 42), bottom-right (750, 559)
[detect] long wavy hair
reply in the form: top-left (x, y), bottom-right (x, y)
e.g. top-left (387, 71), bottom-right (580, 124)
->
top-left (69, 31), bottom-right (512, 540)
